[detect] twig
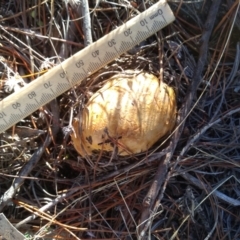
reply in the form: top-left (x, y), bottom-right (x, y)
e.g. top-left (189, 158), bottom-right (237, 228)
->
top-left (80, 0), bottom-right (93, 46)
top-left (0, 134), bottom-right (51, 211)
top-left (0, 100), bottom-right (59, 212)
top-left (181, 172), bottom-right (240, 206)
top-left (2, 26), bottom-right (84, 47)
top-left (173, 3), bottom-right (240, 166)
top-left (178, 106), bottom-right (240, 160)
top-left (15, 188), bottom-right (80, 228)
top-left (138, 0), bottom-right (222, 238)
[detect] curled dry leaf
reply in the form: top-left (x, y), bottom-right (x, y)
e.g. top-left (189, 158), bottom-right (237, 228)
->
top-left (71, 70), bottom-right (176, 156)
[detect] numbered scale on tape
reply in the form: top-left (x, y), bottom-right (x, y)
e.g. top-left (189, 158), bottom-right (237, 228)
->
top-left (0, 0), bottom-right (175, 133)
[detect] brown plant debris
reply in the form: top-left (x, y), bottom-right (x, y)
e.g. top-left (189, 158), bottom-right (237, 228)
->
top-left (0, 1), bottom-right (240, 239)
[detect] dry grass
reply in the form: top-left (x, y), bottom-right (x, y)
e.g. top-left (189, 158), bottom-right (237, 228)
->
top-left (0, 0), bottom-right (240, 239)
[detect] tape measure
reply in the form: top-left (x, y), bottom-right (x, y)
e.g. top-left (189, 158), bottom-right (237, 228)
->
top-left (0, 0), bottom-right (175, 133)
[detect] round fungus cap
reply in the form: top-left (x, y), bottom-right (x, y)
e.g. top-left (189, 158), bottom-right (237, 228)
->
top-left (71, 71), bottom-right (176, 156)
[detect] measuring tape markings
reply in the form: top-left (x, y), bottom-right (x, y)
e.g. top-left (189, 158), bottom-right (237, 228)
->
top-left (0, 1), bottom-right (175, 133)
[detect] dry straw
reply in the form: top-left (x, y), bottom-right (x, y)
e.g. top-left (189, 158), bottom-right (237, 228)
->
top-left (0, 0), bottom-right (239, 239)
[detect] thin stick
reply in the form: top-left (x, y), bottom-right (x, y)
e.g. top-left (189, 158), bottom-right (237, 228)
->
top-left (138, 0), bottom-right (222, 238)
top-left (0, 135), bottom-right (51, 211)
top-left (81, 0), bottom-right (93, 46)
top-left (0, 100), bottom-right (60, 211)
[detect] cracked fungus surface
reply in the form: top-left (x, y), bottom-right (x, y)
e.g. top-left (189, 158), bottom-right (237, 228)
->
top-left (71, 71), bottom-right (176, 156)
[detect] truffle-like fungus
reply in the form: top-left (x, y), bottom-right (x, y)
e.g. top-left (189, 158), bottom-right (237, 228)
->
top-left (71, 71), bottom-right (176, 156)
